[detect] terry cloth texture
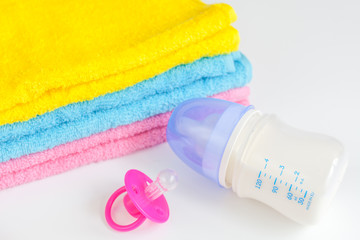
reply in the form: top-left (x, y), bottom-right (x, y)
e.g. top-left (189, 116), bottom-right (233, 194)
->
top-left (0, 52), bottom-right (252, 163)
top-left (0, 0), bottom-right (239, 125)
top-left (0, 87), bottom-right (250, 190)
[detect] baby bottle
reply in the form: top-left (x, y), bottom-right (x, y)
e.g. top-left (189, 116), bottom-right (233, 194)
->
top-left (166, 98), bottom-right (347, 225)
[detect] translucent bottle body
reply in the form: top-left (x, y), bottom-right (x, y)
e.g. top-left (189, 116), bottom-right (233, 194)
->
top-left (221, 110), bottom-right (347, 224)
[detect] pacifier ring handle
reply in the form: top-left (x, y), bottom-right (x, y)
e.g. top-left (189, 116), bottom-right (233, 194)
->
top-left (105, 186), bottom-right (146, 232)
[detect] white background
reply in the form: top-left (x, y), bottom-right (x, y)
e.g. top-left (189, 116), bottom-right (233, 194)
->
top-left (1, 0), bottom-right (359, 239)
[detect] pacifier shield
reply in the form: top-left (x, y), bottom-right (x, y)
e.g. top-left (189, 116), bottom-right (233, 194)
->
top-left (125, 169), bottom-right (169, 223)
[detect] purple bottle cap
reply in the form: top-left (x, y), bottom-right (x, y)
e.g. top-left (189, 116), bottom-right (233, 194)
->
top-left (166, 98), bottom-right (253, 185)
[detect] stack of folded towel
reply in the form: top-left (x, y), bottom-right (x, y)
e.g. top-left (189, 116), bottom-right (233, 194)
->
top-left (0, 0), bottom-right (252, 189)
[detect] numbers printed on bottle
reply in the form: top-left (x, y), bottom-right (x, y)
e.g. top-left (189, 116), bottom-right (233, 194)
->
top-left (255, 161), bottom-right (309, 209)
top-left (255, 179), bottom-right (262, 189)
top-left (294, 171), bottom-right (300, 182)
top-left (287, 192), bottom-right (305, 205)
top-left (300, 178), bottom-right (304, 184)
top-left (287, 192), bottom-right (293, 200)
top-left (279, 165), bottom-right (284, 176)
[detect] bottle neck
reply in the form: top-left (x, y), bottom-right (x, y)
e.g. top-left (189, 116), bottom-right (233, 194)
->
top-left (218, 109), bottom-right (265, 188)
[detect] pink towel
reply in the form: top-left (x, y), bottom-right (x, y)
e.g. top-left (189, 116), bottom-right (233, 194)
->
top-left (0, 87), bottom-right (250, 190)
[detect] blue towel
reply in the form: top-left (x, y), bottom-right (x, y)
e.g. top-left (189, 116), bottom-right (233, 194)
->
top-left (0, 52), bottom-right (252, 162)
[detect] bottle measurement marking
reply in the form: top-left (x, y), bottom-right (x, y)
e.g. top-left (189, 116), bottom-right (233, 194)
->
top-left (257, 158), bottom-right (314, 211)
top-left (255, 170), bottom-right (262, 189)
top-left (264, 158), bottom-right (269, 169)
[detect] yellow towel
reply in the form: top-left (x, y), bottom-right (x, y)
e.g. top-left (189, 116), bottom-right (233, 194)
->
top-left (0, 0), bottom-right (239, 125)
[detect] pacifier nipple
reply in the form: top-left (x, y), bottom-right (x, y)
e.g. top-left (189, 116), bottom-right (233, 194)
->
top-left (105, 169), bottom-right (177, 232)
top-left (145, 169), bottom-right (178, 201)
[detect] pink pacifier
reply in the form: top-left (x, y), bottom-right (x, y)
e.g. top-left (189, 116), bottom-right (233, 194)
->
top-left (105, 169), bottom-right (178, 232)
